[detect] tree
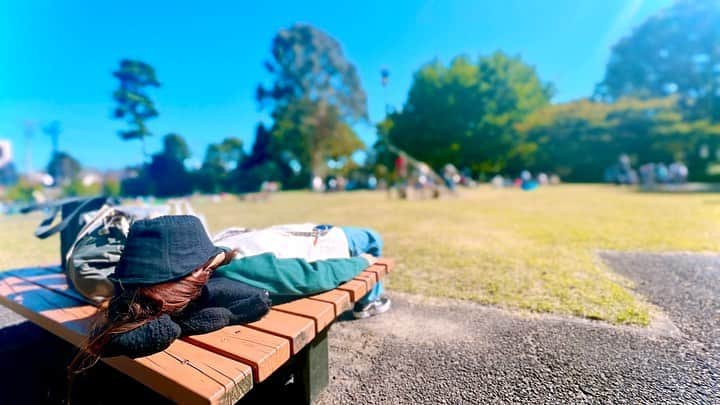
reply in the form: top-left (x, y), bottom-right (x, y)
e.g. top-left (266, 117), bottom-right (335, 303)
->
top-left (596, 0), bottom-right (720, 122)
top-left (517, 97), bottom-right (720, 181)
top-left (147, 133), bottom-right (193, 197)
top-left (385, 52), bottom-right (552, 174)
top-left (257, 23), bottom-right (367, 122)
top-left (46, 151), bottom-right (81, 185)
top-left (63, 178), bottom-right (103, 197)
top-left (255, 24), bottom-right (368, 186)
top-left (163, 133), bottom-right (191, 162)
top-left (232, 125), bottom-right (282, 193)
top-left (147, 154), bottom-right (192, 197)
top-left (123, 133), bottom-right (193, 197)
top-left (196, 137), bottom-right (246, 193)
top-left (241, 124), bottom-right (273, 169)
top-left (112, 59), bottom-right (161, 157)
top-left (5, 179), bottom-right (42, 202)
top-left (268, 100), bottom-right (364, 184)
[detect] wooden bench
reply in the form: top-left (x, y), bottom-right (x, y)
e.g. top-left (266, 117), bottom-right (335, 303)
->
top-left (0, 258), bottom-right (394, 404)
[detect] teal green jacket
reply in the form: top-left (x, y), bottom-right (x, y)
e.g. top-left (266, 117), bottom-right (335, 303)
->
top-left (215, 253), bottom-right (370, 301)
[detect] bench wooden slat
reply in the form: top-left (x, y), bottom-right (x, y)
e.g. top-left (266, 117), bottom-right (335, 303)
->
top-left (273, 298), bottom-right (335, 333)
top-left (374, 258), bottom-right (395, 272)
top-left (8, 267), bottom-right (90, 303)
top-left (336, 279), bottom-right (368, 302)
top-left (361, 269), bottom-right (380, 282)
top-left (364, 266), bottom-right (385, 280)
top-left (308, 289), bottom-right (352, 316)
top-left (183, 325), bottom-right (290, 382)
top-left (353, 270), bottom-right (377, 292)
top-left (114, 340), bottom-right (253, 405)
top-left (0, 274), bottom-right (95, 336)
top-left (0, 271), bottom-right (254, 405)
top-left (245, 309), bottom-right (315, 354)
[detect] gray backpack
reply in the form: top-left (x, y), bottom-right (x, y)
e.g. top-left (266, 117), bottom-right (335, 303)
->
top-left (65, 205), bottom-right (133, 302)
top-left (65, 201), bottom-right (209, 302)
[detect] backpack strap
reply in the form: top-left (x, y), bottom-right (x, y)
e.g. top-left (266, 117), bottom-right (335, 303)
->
top-left (33, 196), bottom-right (110, 239)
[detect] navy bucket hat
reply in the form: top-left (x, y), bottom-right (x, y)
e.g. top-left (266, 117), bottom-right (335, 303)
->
top-left (110, 215), bottom-right (224, 286)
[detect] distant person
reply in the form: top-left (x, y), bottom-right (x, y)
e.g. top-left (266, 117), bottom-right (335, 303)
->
top-left (459, 167), bottom-right (475, 187)
top-left (336, 176), bottom-right (347, 191)
top-left (537, 173), bottom-right (549, 185)
top-left (677, 162), bottom-right (688, 183)
top-left (639, 163), bottom-right (655, 186)
top-left (491, 175), bottom-right (504, 188)
top-left (442, 163), bottom-right (459, 192)
top-left (655, 163), bottom-right (669, 184)
top-left (312, 175), bottom-right (325, 192)
top-left (327, 176), bottom-right (338, 191)
top-left (669, 162), bottom-right (688, 184)
top-left (367, 175), bottom-right (378, 190)
top-left (395, 153), bottom-right (408, 182)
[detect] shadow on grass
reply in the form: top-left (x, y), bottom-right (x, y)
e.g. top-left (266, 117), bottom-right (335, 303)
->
top-left (634, 183), bottom-right (720, 194)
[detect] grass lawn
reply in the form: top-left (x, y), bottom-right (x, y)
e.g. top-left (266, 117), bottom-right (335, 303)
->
top-left (1, 184), bottom-right (717, 325)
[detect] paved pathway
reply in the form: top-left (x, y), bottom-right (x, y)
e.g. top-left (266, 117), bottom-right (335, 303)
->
top-left (318, 252), bottom-right (719, 404)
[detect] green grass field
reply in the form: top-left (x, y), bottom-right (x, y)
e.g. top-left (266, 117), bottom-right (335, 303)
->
top-left (2, 185), bottom-right (717, 325)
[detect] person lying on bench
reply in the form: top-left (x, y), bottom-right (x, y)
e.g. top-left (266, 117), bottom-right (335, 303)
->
top-left (71, 216), bottom-right (387, 368)
top-left (212, 223), bottom-right (391, 319)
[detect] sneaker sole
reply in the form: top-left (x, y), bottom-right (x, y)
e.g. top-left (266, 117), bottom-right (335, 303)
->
top-left (352, 299), bottom-right (392, 319)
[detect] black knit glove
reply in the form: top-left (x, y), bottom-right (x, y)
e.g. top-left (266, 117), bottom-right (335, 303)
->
top-left (207, 277), bottom-right (271, 323)
top-left (172, 277), bottom-right (271, 336)
top-left (102, 315), bottom-right (181, 358)
top-left (226, 292), bottom-right (272, 324)
top-left (205, 277), bottom-right (271, 308)
top-left (172, 307), bottom-right (232, 336)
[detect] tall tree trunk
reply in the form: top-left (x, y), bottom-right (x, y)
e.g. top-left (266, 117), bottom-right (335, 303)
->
top-left (141, 136), bottom-right (148, 159)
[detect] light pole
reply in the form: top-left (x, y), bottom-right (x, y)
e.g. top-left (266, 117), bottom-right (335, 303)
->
top-left (43, 121), bottom-right (62, 184)
top-left (380, 67), bottom-right (390, 116)
top-left (23, 120), bottom-right (35, 174)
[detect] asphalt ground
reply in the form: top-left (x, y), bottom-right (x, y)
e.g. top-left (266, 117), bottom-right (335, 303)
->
top-left (318, 252), bottom-right (719, 404)
top-left (1, 252), bottom-right (718, 404)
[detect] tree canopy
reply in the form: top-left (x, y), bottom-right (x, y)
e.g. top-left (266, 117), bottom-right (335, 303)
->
top-left (249, 23), bottom-right (368, 186)
top-left (384, 52), bottom-right (552, 174)
top-left (163, 133), bottom-right (191, 162)
top-left (195, 137), bottom-right (247, 193)
top-left (112, 59), bottom-right (161, 156)
top-left (46, 151), bottom-right (81, 185)
top-left (257, 23), bottom-right (368, 123)
top-left (517, 97), bottom-right (720, 181)
top-left (122, 133), bottom-right (193, 197)
top-left (596, 0), bottom-right (720, 122)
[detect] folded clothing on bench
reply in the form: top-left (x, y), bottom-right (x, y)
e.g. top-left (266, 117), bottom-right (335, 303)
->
top-left (100, 278), bottom-right (271, 358)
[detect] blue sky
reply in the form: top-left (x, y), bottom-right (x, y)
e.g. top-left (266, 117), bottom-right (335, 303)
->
top-left (0, 0), bottom-right (673, 171)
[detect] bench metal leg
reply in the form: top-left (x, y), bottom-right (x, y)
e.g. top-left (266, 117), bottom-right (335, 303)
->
top-left (298, 328), bottom-right (329, 404)
top-left (237, 327), bottom-right (330, 405)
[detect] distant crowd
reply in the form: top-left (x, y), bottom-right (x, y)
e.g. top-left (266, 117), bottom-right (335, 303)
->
top-left (604, 155), bottom-right (688, 186)
top-left (310, 152), bottom-right (565, 199)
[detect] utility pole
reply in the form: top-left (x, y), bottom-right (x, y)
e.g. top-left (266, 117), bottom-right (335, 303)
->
top-left (44, 121), bottom-right (61, 157)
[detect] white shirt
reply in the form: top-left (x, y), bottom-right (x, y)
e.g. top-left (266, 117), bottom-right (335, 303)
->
top-left (213, 223), bottom-right (350, 262)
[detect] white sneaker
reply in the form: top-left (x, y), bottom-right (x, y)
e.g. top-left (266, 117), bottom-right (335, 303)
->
top-left (352, 296), bottom-right (392, 319)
